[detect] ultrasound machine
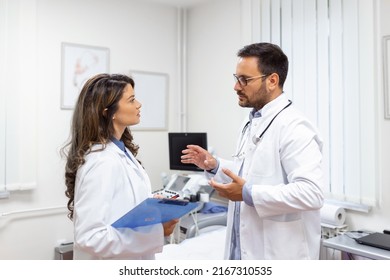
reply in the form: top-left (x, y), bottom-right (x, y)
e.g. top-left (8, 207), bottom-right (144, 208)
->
top-left (154, 132), bottom-right (228, 244)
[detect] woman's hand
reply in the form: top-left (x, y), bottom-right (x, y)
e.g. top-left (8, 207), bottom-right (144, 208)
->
top-left (162, 219), bottom-right (179, 236)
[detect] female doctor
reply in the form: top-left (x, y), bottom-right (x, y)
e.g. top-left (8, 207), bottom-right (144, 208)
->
top-left (62, 73), bottom-right (177, 259)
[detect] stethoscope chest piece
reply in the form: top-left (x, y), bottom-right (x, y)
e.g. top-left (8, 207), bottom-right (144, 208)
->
top-left (252, 135), bottom-right (261, 145)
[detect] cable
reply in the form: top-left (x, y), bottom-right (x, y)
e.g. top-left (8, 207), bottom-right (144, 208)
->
top-left (346, 252), bottom-right (355, 260)
top-left (189, 211), bottom-right (199, 237)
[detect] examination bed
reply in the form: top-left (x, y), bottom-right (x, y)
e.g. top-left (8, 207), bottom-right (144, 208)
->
top-left (156, 203), bottom-right (228, 260)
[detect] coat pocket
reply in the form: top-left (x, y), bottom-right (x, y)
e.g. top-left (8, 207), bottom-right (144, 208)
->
top-left (247, 141), bottom-right (277, 178)
top-left (263, 218), bottom-right (309, 260)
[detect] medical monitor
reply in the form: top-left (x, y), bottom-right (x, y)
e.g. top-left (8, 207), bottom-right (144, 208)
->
top-left (168, 132), bottom-right (207, 172)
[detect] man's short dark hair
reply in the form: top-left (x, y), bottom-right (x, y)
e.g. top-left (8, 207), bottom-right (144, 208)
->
top-left (237, 42), bottom-right (289, 88)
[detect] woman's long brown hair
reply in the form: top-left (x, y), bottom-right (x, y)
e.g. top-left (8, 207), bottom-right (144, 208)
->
top-left (60, 73), bottom-right (139, 220)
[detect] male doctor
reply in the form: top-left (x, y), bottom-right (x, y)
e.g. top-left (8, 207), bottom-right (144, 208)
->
top-left (181, 42), bottom-right (324, 260)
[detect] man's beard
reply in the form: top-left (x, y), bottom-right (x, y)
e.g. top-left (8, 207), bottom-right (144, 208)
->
top-left (236, 91), bottom-right (251, 108)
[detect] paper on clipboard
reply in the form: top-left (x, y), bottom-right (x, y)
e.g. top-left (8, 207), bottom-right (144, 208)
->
top-left (111, 198), bottom-right (199, 229)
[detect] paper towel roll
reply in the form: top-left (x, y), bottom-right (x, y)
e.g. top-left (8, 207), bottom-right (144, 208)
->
top-left (320, 203), bottom-right (346, 226)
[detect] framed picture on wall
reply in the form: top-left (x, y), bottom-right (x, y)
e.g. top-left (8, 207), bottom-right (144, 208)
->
top-left (130, 71), bottom-right (168, 130)
top-left (61, 42), bottom-right (110, 109)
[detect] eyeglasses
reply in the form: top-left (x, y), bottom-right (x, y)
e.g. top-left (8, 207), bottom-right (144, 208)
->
top-left (233, 74), bottom-right (269, 87)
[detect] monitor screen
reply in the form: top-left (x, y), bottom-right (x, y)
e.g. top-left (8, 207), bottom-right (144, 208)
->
top-left (168, 132), bottom-right (207, 171)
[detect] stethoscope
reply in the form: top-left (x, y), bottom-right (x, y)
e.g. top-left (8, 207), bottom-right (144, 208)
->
top-left (232, 100), bottom-right (292, 160)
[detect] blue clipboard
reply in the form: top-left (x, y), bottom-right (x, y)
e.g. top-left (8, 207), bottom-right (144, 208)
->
top-left (111, 198), bottom-right (199, 229)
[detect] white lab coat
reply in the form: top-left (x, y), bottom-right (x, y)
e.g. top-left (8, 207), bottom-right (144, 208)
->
top-left (73, 142), bottom-right (164, 260)
top-left (208, 94), bottom-right (324, 260)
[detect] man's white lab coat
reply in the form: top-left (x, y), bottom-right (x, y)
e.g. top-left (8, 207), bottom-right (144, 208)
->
top-left (209, 94), bottom-right (324, 260)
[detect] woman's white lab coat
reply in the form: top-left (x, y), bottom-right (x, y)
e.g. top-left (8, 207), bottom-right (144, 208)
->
top-left (73, 142), bottom-right (164, 260)
top-left (209, 94), bottom-right (324, 260)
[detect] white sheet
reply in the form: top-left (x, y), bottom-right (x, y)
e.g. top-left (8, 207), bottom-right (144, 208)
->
top-left (156, 226), bottom-right (226, 260)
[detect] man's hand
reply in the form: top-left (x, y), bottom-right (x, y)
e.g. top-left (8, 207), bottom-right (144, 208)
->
top-left (181, 144), bottom-right (217, 171)
top-left (209, 168), bottom-right (246, 201)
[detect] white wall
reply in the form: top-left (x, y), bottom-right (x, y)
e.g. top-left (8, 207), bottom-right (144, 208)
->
top-left (186, 0), bottom-right (243, 159)
top-left (0, 0), bottom-right (179, 259)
